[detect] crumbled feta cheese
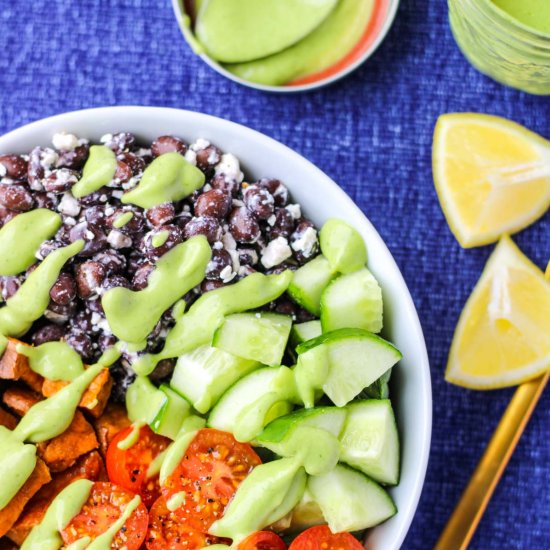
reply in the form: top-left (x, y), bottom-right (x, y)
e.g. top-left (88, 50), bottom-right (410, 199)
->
top-left (91, 312), bottom-right (112, 334)
top-left (220, 265), bottom-right (236, 283)
top-left (58, 192), bottom-right (81, 217)
top-left (192, 138), bottom-right (210, 151)
top-left (212, 241), bottom-right (223, 250)
top-left (104, 207), bottom-right (115, 217)
top-left (228, 249), bottom-right (241, 272)
top-left (136, 147), bottom-right (152, 157)
top-left (85, 230), bottom-right (94, 240)
top-left (100, 133), bottom-right (113, 144)
top-left (184, 149), bottom-right (197, 166)
top-left (44, 310), bottom-right (69, 324)
top-left (40, 149), bottom-right (58, 170)
top-left (232, 199), bottom-right (245, 207)
top-left (52, 132), bottom-right (80, 151)
top-left (261, 237), bottom-right (292, 269)
top-left (203, 183), bottom-right (212, 192)
top-left (107, 229), bottom-right (132, 249)
top-left (222, 232), bottom-right (237, 251)
top-left (99, 194), bottom-right (108, 202)
top-left (215, 154), bottom-right (244, 184)
top-left (267, 214), bottom-right (276, 227)
top-left (64, 217), bottom-right (76, 226)
top-left (0, 164), bottom-right (6, 177)
top-left (286, 204), bottom-right (301, 220)
top-left (291, 227), bottom-right (318, 258)
top-left (111, 190), bottom-right (123, 199)
top-left (122, 176), bottom-right (140, 190)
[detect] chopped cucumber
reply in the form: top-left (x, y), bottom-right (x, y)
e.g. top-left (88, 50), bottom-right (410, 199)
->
top-left (150, 385), bottom-right (192, 440)
top-left (213, 312), bottom-right (292, 366)
top-left (207, 366), bottom-right (297, 442)
top-left (125, 376), bottom-right (167, 425)
top-left (256, 407), bottom-right (346, 475)
top-left (287, 255), bottom-right (337, 316)
top-left (286, 488), bottom-right (325, 532)
top-left (319, 218), bottom-right (367, 274)
top-left (256, 407), bottom-right (346, 449)
top-left (360, 368), bottom-right (392, 400)
top-left (294, 345), bottom-right (329, 408)
top-left (290, 320), bottom-right (322, 347)
top-left (339, 400), bottom-right (400, 485)
top-left (297, 329), bottom-right (401, 407)
top-left (308, 464), bottom-right (397, 532)
top-left (171, 345), bottom-right (259, 413)
top-left (320, 268), bottom-right (383, 333)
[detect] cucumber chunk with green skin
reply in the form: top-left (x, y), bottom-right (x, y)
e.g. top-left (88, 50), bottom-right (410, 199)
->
top-left (320, 268), bottom-right (383, 333)
top-left (360, 368), bottom-right (392, 400)
top-left (213, 312), bottom-right (292, 367)
top-left (256, 406), bottom-right (346, 449)
top-left (290, 320), bottom-right (322, 347)
top-left (308, 464), bottom-right (397, 532)
top-left (126, 376), bottom-right (167, 425)
top-left (293, 345), bottom-right (329, 408)
top-left (150, 385), bottom-right (192, 440)
top-left (170, 346), bottom-right (259, 414)
top-left (319, 218), bottom-right (368, 274)
top-left (287, 255), bottom-right (338, 316)
top-left (297, 329), bottom-right (401, 407)
top-left (207, 367), bottom-right (297, 442)
top-left (339, 400), bottom-right (400, 485)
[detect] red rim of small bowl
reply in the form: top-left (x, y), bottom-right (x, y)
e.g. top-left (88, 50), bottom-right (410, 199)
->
top-left (174, 0), bottom-right (399, 92)
top-left (289, 0), bottom-right (392, 86)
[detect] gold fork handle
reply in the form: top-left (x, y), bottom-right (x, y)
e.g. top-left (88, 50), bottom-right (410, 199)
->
top-left (435, 371), bottom-right (549, 550)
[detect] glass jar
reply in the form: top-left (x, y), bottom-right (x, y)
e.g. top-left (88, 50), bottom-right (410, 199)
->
top-left (448, 0), bottom-right (550, 95)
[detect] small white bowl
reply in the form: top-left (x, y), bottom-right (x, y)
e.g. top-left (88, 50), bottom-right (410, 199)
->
top-left (0, 106), bottom-right (431, 549)
top-left (171, 0), bottom-right (400, 92)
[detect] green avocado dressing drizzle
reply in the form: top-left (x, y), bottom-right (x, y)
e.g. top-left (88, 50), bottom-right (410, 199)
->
top-left (0, 240), bottom-right (84, 337)
top-left (121, 152), bottom-right (205, 209)
top-left (0, 427), bottom-right (37, 510)
top-left (71, 145), bottom-right (117, 198)
top-left (116, 421), bottom-right (144, 450)
top-left (152, 230), bottom-right (170, 248)
top-left (112, 211), bottom-right (134, 229)
top-left (0, 209), bottom-right (62, 276)
top-left (102, 235), bottom-right (211, 343)
top-left (21, 479), bottom-right (93, 550)
top-left (17, 341), bottom-right (85, 381)
top-left (132, 270), bottom-right (293, 376)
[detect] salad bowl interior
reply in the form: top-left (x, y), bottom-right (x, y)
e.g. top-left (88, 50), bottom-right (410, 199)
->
top-left (0, 106), bottom-right (432, 549)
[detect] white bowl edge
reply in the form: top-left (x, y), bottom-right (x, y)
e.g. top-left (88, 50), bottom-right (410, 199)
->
top-left (0, 106), bottom-right (432, 550)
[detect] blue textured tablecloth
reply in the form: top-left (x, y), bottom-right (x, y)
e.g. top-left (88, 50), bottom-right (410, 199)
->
top-left (1, 1), bottom-right (549, 548)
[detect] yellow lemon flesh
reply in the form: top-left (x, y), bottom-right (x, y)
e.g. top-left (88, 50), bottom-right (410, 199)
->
top-left (433, 113), bottom-right (550, 248)
top-left (446, 236), bottom-right (550, 389)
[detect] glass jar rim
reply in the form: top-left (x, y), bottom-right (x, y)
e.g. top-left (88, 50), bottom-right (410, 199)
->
top-left (472, 0), bottom-right (550, 40)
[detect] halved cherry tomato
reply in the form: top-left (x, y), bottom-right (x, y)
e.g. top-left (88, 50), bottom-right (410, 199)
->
top-left (288, 526), bottom-right (364, 550)
top-left (145, 496), bottom-right (231, 550)
top-left (238, 531), bottom-right (287, 550)
top-left (161, 428), bottom-right (262, 531)
top-left (107, 424), bottom-right (171, 507)
top-left (60, 481), bottom-right (148, 550)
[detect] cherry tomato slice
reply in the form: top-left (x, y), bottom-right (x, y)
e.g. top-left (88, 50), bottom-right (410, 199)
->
top-left (288, 526), bottom-right (364, 550)
top-left (238, 531), bottom-right (287, 550)
top-left (107, 424), bottom-right (171, 507)
top-left (145, 497), bottom-right (231, 550)
top-left (161, 428), bottom-right (262, 531)
top-left (60, 481), bottom-right (148, 550)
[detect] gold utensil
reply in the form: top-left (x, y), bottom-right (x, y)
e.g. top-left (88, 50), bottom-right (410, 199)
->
top-left (435, 265), bottom-right (550, 550)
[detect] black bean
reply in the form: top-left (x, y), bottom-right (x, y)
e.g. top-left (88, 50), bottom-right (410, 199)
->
top-left (243, 185), bottom-right (274, 220)
top-left (0, 155), bottom-right (28, 180)
top-left (195, 145), bottom-right (221, 171)
top-left (102, 132), bottom-right (136, 153)
top-left (206, 249), bottom-right (232, 280)
top-left (57, 143), bottom-right (89, 170)
top-left (183, 216), bottom-right (222, 244)
top-left (258, 178), bottom-right (289, 206)
top-left (0, 184), bottom-right (34, 211)
top-left (151, 136), bottom-right (187, 157)
top-left (269, 208), bottom-right (295, 239)
top-left (75, 261), bottom-right (106, 298)
top-left (31, 323), bottom-right (66, 345)
top-left (92, 250), bottom-right (127, 274)
top-left (50, 273), bottom-right (77, 305)
top-left (146, 203), bottom-right (175, 227)
top-left (194, 189), bottom-right (231, 219)
top-left (66, 330), bottom-right (94, 360)
top-left (228, 207), bottom-right (260, 243)
top-left (210, 173), bottom-right (240, 197)
top-left (132, 262), bottom-right (155, 290)
top-left (43, 168), bottom-right (78, 193)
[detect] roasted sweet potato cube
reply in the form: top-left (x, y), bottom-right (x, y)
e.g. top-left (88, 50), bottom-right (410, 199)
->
top-left (37, 411), bottom-right (98, 472)
top-left (0, 339), bottom-right (44, 393)
top-left (93, 402), bottom-right (131, 456)
top-left (6, 451), bottom-right (107, 545)
top-left (0, 458), bottom-right (51, 537)
top-left (0, 407), bottom-right (17, 430)
top-left (42, 367), bottom-right (113, 418)
top-left (2, 386), bottom-right (41, 416)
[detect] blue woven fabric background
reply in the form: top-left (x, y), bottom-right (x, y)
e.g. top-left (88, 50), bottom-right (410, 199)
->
top-left (1, 0), bottom-right (549, 548)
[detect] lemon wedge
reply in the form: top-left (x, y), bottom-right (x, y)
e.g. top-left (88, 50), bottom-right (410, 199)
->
top-left (446, 236), bottom-right (550, 389)
top-left (433, 113), bottom-right (550, 248)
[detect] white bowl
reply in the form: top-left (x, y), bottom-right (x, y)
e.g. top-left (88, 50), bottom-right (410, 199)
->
top-left (0, 106), bottom-right (431, 549)
top-left (170, 0), bottom-right (401, 93)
